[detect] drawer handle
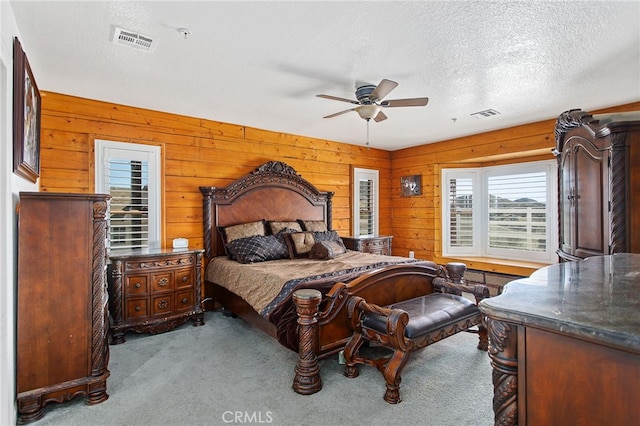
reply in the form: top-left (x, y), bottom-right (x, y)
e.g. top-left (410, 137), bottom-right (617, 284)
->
top-left (158, 278), bottom-right (169, 287)
top-left (134, 282), bottom-right (141, 288)
top-left (182, 276), bottom-right (188, 282)
top-left (135, 306), bottom-right (141, 312)
top-left (182, 297), bottom-right (188, 304)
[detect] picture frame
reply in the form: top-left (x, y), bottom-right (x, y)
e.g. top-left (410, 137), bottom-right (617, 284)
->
top-left (13, 37), bottom-right (41, 183)
top-left (401, 175), bottom-right (421, 197)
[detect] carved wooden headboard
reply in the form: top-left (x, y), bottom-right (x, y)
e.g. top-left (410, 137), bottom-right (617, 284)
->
top-left (200, 161), bottom-right (334, 259)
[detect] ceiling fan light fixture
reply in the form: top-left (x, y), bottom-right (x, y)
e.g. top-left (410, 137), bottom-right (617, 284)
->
top-left (356, 104), bottom-right (381, 120)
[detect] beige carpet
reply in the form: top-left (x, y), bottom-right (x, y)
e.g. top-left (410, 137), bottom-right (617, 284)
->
top-left (34, 311), bottom-right (494, 426)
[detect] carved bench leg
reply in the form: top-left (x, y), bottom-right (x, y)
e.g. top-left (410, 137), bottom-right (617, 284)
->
top-left (343, 332), bottom-right (364, 378)
top-left (292, 289), bottom-right (323, 395)
top-left (382, 349), bottom-right (411, 404)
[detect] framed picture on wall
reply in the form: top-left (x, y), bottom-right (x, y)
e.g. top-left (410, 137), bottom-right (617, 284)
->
top-left (13, 37), bottom-right (41, 183)
top-left (401, 175), bottom-right (421, 196)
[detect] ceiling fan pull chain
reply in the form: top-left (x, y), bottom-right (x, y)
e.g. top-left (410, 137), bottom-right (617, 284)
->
top-left (366, 119), bottom-right (370, 146)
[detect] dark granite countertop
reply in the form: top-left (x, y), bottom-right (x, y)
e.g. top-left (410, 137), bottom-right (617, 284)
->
top-left (479, 253), bottom-right (640, 354)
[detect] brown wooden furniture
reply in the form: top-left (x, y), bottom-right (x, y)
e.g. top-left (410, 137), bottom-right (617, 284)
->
top-left (16, 192), bottom-right (111, 424)
top-left (107, 248), bottom-right (205, 344)
top-left (479, 254), bottom-right (640, 426)
top-left (200, 161), bottom-right (453, 382)
top-left (554, 109), bottom-right (640, 261)
top-left (341, 235), bottom-right (393, 255)
top-left (342, 263), bottom-right (489, 403)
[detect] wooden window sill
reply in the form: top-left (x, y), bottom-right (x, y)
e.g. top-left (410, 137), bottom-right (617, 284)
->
top-left (434, 256), bottom-right (550, 277)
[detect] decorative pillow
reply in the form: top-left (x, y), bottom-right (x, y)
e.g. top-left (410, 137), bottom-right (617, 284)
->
top-left (312, 230), bottom-right (340, 243)
top-left (267, 221), bottom-right (303, 235)
top-left (218, 220), bottom-right (266, 258)
top-left (284, 231), bottom-right (316, 258)
top-left (309, 240), bottom-right (347, 260)
top-left (226, 234), bottom-right (289, 264)
top-left (297, 220), bottom-right (328, 233)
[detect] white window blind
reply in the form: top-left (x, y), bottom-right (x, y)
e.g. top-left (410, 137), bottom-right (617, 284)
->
top-left (107, 158), bottom-right (149, 249)
top-left (95, 140), bottom-right (161, 250)
top-left (487, 171), bottom-right (548, 253)
top-left (359, 179), bottom-right (375, 235)
top-left (448, 176), bottom-right (474, 249)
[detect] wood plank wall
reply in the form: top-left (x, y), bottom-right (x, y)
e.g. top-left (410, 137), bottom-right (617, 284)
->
top-left (391, 101), bottom-right (640, 275)
top-left (39, 92), bottom-right (640, 275)
top-left (39, 92), bottom-right (392, 250)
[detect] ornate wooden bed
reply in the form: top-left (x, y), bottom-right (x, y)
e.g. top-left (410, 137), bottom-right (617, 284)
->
top-left (199, 161), bottom-right (452, 388)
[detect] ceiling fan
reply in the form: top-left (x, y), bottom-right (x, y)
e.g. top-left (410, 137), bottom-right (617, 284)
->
top-left (316, 79), bottom-right (429, 122)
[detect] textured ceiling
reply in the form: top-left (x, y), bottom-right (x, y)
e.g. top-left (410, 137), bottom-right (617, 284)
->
top-left (9, 1), bottom-right (640, 150)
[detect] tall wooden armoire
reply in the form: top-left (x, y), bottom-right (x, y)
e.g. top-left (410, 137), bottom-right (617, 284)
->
top-left (16, 192), bottom-right (111, 423)
top-left (554, 109), bottom-right (640, 261)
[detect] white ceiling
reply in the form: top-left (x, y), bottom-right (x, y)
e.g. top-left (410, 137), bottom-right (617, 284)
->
top-left (10, 1), bottom-right (640, 151)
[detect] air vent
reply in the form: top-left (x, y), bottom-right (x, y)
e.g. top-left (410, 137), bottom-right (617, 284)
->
top-left (112, 27), bottom-right (157, 52)
top-left (470, 109), bottom-right (501, 119)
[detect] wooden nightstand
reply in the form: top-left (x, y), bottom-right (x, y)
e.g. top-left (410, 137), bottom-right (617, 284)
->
top-left (341, 235), bottom-right (393, 255)
top-left (107, 247), bottom-right (205, 344)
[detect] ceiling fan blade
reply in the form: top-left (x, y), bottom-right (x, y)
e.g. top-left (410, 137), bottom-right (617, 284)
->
top-left (373, 110), bottom-right (388, 122)
top-left (316, 94), bottom-right (360, 105)
top-left (380, 97), bottom-right (429, 107)
top-left (370, 79), bottom-right (398, 102)
top-left (323, 108), bottom-right (356, 119)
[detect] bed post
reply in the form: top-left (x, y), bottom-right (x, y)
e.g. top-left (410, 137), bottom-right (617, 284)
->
top-left (327, 192), bottom-right (334, 231)
top-left (200, 187), bottom-right (214, 259)
top-left (292, 289), bottom-right (323, 395)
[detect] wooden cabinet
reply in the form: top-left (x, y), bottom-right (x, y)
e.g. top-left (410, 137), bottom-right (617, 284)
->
top-left (554, 109), bottom-right (640, 261)
top-left (107, 248), bottom-right (205, 344)
top-left (341, 235), bottom-right (393, 255)
top-left (17, 192), bottom-right (111, 424)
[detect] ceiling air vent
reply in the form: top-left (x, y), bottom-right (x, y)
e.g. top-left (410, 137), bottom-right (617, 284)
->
top-left (470, 109), bottom-right (501, 119)
top-left (112, 27), bottom-right (157, 52)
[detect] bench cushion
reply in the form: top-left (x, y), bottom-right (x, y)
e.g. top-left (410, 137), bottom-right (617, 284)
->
top-left (362, 293), bottom-right (480, 339)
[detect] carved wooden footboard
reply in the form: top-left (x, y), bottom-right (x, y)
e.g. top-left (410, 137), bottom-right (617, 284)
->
top-left (292, 263), bottom-right (443, 394)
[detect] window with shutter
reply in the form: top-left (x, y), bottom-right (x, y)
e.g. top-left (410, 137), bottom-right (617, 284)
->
top-left (95, 140), bottom-right (161, 250)
top-left (442, 161), bottom-right (557, 263)
top-left (353, 168), bottom-right (379, 237)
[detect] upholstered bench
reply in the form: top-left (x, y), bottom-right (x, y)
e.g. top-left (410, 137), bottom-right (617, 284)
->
top-left (343, 263), bottom-right (489, 404)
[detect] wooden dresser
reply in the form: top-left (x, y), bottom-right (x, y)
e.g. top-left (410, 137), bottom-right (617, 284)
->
top-left (341, 235), bottom-right (393, 255)
top-left (554, 109), bottom-right (640, 261)
top-left (107, 248), bottom-right (205, 344)
top-left (17, 192), bottom-right (111, 424)
top-left (479, 254), bottom-right (640, 426)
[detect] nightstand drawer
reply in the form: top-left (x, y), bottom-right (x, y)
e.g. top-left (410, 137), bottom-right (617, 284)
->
top-left (151, 272), bottom-right (173, 293)
top-left (151, 294), bottom-right (174, 316)
top-left (175, 268), bottom-right (193, 289)
top-left (362, 240), bottom-right (386, 250)
top-left (125, 298), bottom-right (149, 319)
top-left (125, 276), bottom-right (148, 295)
top-left (175, 290), bottom-right (195, 313)
top-left (342, 235), bottom-right (393, 255)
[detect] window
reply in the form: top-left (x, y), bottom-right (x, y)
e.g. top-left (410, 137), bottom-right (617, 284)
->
top-left (353, 167), bottom-right (379, 237)
top-left (442, 161), bottom-right (557, 263)
top-left (95, 140), bottom-right (161, 250)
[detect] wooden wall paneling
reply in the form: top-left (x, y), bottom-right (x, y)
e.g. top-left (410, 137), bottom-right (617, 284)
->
top-left (40, 92), bottom-right (392, 254)
top-left (40, 91), bottom-right (640, 274)
top-left (43, 92), bottom-right (244, 139)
